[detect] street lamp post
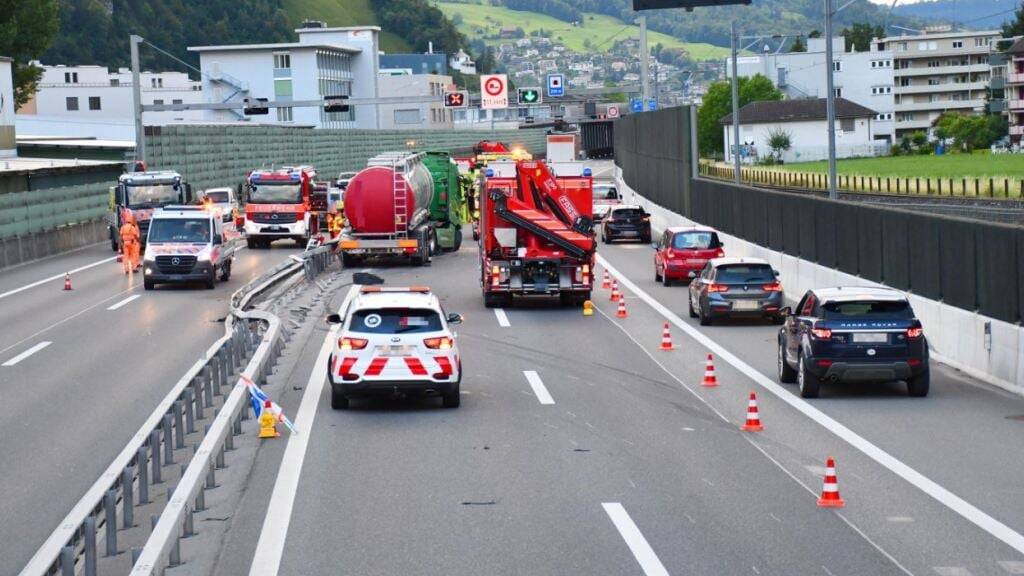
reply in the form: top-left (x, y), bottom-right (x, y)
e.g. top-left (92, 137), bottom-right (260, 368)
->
top-left (824, 0), bottom-right (839, 199)
top-left (730, 21), bottom-right (741, 185)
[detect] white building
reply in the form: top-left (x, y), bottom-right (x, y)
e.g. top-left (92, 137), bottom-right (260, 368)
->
top-left (872, 28), bottom-right (1002, 138)
top-left (377, 74), bottom-right (453, 129)
top-left (0, 57), bottom-right (14, 156)
top-left (721, 98), bottom-right (884, 163)
top-left (15, 63), bottom-right (203, 140)
top-left (189, 25), bottom-right (380, 129)
top-left (449, 49), bottom-right (476, 75)
top-left (728, 38), bottom-right (896, 141)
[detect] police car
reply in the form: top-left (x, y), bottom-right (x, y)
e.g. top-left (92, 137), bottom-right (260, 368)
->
top-left (777, 287), bottom-right (929, 398)
top-left (326, 287), bottom-right (463, 409)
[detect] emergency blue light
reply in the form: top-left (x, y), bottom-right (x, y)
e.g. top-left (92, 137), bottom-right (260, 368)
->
top-left (583, 167), bottom-right (592, 177)
top-left (250, 173), bottom-right (260, 181)
top-left (290, 172), bottom-right (301, 181)
top-left (485, 168), bottom-right (495, 177)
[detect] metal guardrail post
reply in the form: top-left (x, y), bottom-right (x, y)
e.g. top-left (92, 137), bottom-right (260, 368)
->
top-left (184, 388), bottom-right (195, 434)
top-left (60, 546), bottom-right (75, 576)
top-left (173, 401), bottom-right (185, 449)
top-left (205, 460), bottom-right (216, 489)
top-left (215, 445), bottom-right (226, 469)
top-left (83, 516), bottom-right (97, 576)
top-left (211, 357), bottom-right (222, 397)
top-left (138, 447), bottom-right (149, 504)
top-left (131, 547), bottom-right (142, 565)
top-left (225, 423), bottom-right (234, 451)
top-left (183, 504), bottom-right (195, 538)
top-left (233, 411), bottom-right (243, 434)
top-left (122, 467), bottom-right (135, 527)
top-left (162, 414), bottom-right (174, 466)
top-left (193, 378), bottom-right (205, 420)
top-left (195, 485), bottom-right (206, 511)
top-left (150, 430), bottom-right (162, 485)
top-left (218, 351), bottom-right (229, 393)
top-left (202, 366), bottom-right (214, 408)
top-left (104, 490), bottom-right (117, 557)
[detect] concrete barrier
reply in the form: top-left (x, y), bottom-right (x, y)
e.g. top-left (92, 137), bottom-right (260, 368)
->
top-left (0, 220), bottom-right (108, 270)
top-left (615, 166), bottom-right (1024, 396)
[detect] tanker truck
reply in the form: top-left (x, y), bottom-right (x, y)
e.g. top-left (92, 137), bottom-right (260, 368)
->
top-left (338, 151), bottom-right (464, 267)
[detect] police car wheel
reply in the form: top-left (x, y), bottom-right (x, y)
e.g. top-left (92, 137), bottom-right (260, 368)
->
top-left (442, 386), bottom-right (461, 408)
top-left (331, 386), bottom-right (350, 409)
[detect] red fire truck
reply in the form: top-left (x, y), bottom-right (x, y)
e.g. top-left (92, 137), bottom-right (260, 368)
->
top-left (242, 166), bottom-right (320, 248)
top-left (478, 159), bottom-right (596, 308)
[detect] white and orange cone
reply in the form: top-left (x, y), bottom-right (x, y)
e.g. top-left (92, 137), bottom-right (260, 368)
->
top-left (601, 269), bottom-right (612, 289)
top-left (63, 273), bottom-right (72, 291)
top-left (701, 354), bottom-right (718, 387)
top-left (659, 322), bottom-right (674, 351)
top-left (616, 296), bottom-right (628, 318)
top-left (740, 392), bottom-right (764, 432)
top-left (817, 457), bottom-right (845, 508)
top-left (610, 279), bottom-right (621, 302)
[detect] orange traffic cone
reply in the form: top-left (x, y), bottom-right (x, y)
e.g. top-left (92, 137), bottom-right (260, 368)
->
top-left (817, 457), bottom-right (845, 508)
top-left (659, 322), bottom-right (674, 351)
top-left (616, 296), bottom-right (628, 318)
top-left (63, 273), bottom-right (72, 291)
top-left (601, 269), bottom-right (611, 289)
top-left (610, 279), bottom-right (620, 302)
top-left (740, 392), bottom-right (764, 432)
top-left (701, 354), bottom-right (718, 387)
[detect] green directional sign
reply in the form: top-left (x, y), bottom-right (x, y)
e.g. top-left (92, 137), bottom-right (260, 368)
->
top-left (518, 88), bottom-right (542, 105)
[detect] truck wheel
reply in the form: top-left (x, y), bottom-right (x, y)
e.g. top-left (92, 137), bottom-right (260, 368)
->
top-left (246, 238), bottom-right (257, 249)
top-left (205, 268), bottom-right (216, 289)
top-left (778, 339), bottom-right (797, 383)
top-left (331, 386), bottom-right (350, 409)
top-left (428, 229), bottom-right (438, 256)
top-left (451, 228), bottom-right (463, 252)
top-left (906, 369), bottom-right (930, 397)
top-left (110, 228), bottom-right (119, 252)
top-left (797, 355), bottom-right (820, 398)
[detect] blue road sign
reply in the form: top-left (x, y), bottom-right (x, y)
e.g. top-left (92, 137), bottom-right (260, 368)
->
top-left (647, 99), bottom-right (657, 111)
top-left (631, 99), bottom-right (643, 113)
top-left (547, 74), bottom-right (565, 97)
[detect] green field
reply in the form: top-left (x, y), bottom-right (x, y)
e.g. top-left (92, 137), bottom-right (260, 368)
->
top-left (434, 1), bottom-right (731, 60)
top-left (282, 0), bottom-right (412, 52)
top-left (780, 152), bottom-right (1024, 179)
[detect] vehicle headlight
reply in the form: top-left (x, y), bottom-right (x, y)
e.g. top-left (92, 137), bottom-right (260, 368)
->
top-left (144, 253), bottom-right (156, 262)
top-left (197, 253), bottom-right (211, 262)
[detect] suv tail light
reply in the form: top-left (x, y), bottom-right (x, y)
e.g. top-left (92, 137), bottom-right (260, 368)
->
top-left (424, 336), bottom-right (454, 350)
top-left (715, 248), bottom-right (725, 258)
top-left (906, 327), bottom-right (923, 339)
top-left (707, 283), bottom-right (729, 293)
top-left (811, 327), bottom-right (832, 340)
top-left (339, 337), bottom-right (368, 351)
top-left (665, 248), bottom-right (675, 259)
top-left (762, 281), bottom-right (783, 292)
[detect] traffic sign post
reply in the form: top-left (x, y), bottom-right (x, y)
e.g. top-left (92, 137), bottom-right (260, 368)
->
top-left (547, 74), bottom-right (565, 98)
top-left (480, 74), bottom-right (508, 109)
top-left (607, 106), bottom-right (620, 119)
top-left (518, 88), bottom-right (542, 105)
top-left (647, 99), bottom-right (658, 111)
top-left (630, 99), bottom-right (643, 113)
top-left (443, 91), bottom-right (468, 107)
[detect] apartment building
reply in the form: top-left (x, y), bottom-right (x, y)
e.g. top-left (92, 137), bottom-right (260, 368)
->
top-left (873, 28), bottom-right (1002, 138)
top-left (1003, 37), bottom-right (1024, 144)
top-left (377, 73), bottom-right (453, 129)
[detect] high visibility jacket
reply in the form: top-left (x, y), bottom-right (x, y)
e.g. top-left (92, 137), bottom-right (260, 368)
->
top-left (120, 222), bottom-right (140, 245)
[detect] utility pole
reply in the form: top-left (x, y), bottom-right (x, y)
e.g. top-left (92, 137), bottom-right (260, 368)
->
top-left (730, 21), bottom-right (741, 185)
top-left (639, 15), bottom-right (650, 105)
top-left (824, 0), bottom-right (839, 199)
top-left (130, 35), bottom-right (145, 164)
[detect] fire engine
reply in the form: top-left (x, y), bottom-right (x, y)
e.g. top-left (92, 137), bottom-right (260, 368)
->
top-left (242, 166), bottom-right (320, 248)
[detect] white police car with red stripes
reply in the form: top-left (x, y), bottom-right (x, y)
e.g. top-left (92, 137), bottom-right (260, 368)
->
top-left (327, 286), bottom-right (463, 409)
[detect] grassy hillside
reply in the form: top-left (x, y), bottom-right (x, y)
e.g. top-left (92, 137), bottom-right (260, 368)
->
top-left (434, 1), bottom-right (731, 60)
top-left (282, 0), bottom-right (413, 52)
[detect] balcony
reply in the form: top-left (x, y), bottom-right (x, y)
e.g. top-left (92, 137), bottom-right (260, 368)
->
top-left (1010, 125), bottom-right (1024, 136)
top-left (895, 99), bottom-right (986, 112)
top-left (1009, 99), bottom-right (1024, 110)
top-left (1007, 72), bottom-right (1024, 85)
top-left (894, 81), bottom-right (988, 95)
top-left (895, 63), bottom-right (989, 77)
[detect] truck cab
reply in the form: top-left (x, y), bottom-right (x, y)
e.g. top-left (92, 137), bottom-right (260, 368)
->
top-left (242, 166), bottom-right (319, 248)
top-left (142, 205), bottom-right (240, 290)
top-left (108, 171), bottom-right (191, 252)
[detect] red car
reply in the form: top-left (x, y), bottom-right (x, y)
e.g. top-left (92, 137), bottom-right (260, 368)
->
top-left (652, 226), bottom-right (725, 286)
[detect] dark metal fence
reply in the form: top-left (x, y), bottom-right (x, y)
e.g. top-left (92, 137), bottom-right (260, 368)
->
top-left (615, 108), bottom-right (1024, 325)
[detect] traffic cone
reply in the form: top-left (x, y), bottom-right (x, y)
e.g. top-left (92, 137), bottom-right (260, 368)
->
top-left (609, 279), bottom-right (620, 302)
top-left (582, 300), bottom-right (594, 316)
top-left (701, 354), bottom-right (718, 387)
top-left (817, 457), bottom-right (845, 508)
top-left (659, 322), bottom-right (674, 351)
top-left (601, 269), bottom-right (611, 289)
top-left (63, 273), bottom-right (72, 291)
top-left (616, 296), bottom-right (628, 318)
top-left (740, 392), bottom-right (764, 432)
top-left (258, 400), bottom-right (280, 439)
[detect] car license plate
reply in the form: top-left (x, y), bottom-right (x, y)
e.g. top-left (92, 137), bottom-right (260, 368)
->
top-left (732, 300), bottom-right (760, 311)
top-left (378, 345), bottom-right (412, 357)
top-left (620, 231), bottom-right (638, 236)
top-left (853, 333), bottom-right (888, 343)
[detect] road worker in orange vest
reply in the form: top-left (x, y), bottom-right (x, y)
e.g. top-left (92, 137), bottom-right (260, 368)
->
top-left (119, 211), bottom-right (141, 274)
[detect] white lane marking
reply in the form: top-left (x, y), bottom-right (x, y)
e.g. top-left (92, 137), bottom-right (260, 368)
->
top-left (106, 294), bottom-right (141, 311)
top-left (998, 560), bottom-right (1024, 574)
top-left (494, 308), bottom-right (510, 327)
top-left (888, 516), bottom-right (915, 523)
top-left (249, 287), bottom-right (357, 576)
top-left (523, 370), bottom-right (554, 405)
top-left (3, 341), bottom-right (52, 367)
top-left (0, 257), bottom-right (116, 300)
top-left (933, 568), bottom-right (973, 576)
top-left (602, 502), bottom-right (671, 576)
top-left (599, 253), bottom-right (1024, 557)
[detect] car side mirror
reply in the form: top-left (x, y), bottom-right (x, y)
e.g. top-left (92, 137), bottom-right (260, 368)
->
top-left (447, 312), bottom-right (463, 325)
top-left (212, 234), bottom-right (222, 245)
top-left (326, 313), bottom-right (342, 324)
top-left (773, 269), bottom-right (780, 277)
top-left (688, 271), bottom-right (697, 279)
top-left (651, 242), bottom-right (659, 250)
top-left (779, 306), bottom-right (792, 317)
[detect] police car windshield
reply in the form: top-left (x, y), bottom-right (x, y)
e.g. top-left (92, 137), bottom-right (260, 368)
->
top-left (822, 300), bottom-right (912, 319)
top-left (715, 264), bottom-right (774, 283)
top-left (127, 184), bottom-right (178, 207)
top-left (249, 183), bottom-right (302, 203)
top-left (349, 309), bottom-right (443, 334)
top-left (205, 191), bottom-right (229, 203)
top-left (147, 218), bottom-right (211, 244)
top-left (672, 232), bottom-right (717, 250)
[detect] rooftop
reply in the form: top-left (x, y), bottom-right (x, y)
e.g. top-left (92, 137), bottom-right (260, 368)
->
top-left (878, 29), bottom-right (1000, 42)
top-left (0, 156), bottom-right (121, 174)
top-left (1007, 37), bottom-right (1024, 55)
top-left (720, 98), bottom-right (877, 125)
top-left (188, 42), bottom-right (360, 54)
top-left (814, 286), bottom-right (906, 302)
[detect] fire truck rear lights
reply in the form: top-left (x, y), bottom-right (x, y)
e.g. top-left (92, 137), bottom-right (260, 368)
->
top-left (339, 337), bottom-right (368, 351)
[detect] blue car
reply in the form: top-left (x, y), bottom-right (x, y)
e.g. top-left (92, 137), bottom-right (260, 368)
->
top-left (777, 287), bottom-right (929, 398)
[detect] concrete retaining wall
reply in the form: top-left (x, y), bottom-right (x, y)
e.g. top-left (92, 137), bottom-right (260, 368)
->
top-left (615, 167), bottom-right (1024, 396)
top-left (0, 220), bottom-right (108, 270)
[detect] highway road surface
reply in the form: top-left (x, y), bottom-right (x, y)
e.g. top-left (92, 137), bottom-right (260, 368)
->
top-left (202, 233), bottom-right (1024, 576)
top-left (0, 242), bottom-right (300, 576)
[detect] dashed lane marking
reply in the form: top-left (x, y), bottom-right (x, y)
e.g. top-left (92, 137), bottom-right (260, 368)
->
top-left (0, 257), bottom-right (116, 300)
top-left (598, 253), bottom-right (1024, 557)
top-left (998, 561), bottom-right (1024, 574)
top-left (933, 568), bottom-right (973, 576)
top-left (106, 294), bottom-right (141, 311)
top-left (524, 370), bottom-right (554, 405)
top-left (494, 308), bottom-right (510, 327)
top-left (2, 341), bottom-right (52, 367)
top-left (602, 503), bottom-right (671, 576)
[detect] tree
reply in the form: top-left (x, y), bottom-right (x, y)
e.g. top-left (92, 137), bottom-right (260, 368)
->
top-left (0, 0), bottom-right (59, 107)
top-left (809, 30), bottom-right (822, 39)
top-left (1004, 2), bottom-right (1024, 37)
top-left (474, 46), bottom-right (497, 75)
top-left (766, 127), bottom-right (792, 162)
top-left (697, 74), bottom-right (783, 157)
top-left (841, 22), bottom-right (883, 52)
top-left (790, 36), bottom-right (806, 52)
top-left (934, 112), bottom-right (1008, 152)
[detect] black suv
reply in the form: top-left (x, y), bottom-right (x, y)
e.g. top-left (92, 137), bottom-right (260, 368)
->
top-left (777, 287), bottom-right (929, 398)
top-left (601, 205), bottom-right (651, 244)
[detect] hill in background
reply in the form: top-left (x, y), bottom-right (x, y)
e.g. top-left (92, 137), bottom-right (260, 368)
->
top-left (891, 0), bottom-right (1019, 30)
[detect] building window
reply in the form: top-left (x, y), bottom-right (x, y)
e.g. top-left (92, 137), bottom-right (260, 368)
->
top-left (110, 79), bottom-right (119, 87)
top-left (153, 99), bottom-right (164, 105)
top-left (394, 109), bottom-right (421, 124)
top-left (975, 37), bottom-right (990, 47)
top-left (316, 49), bottom-right (354, 125)
top-left (834, 87), bottom-right (842, 98)
top-left (928, 77), bottom-right (941, 86)
top-left (172, 99), bottom-right (182, 105)
top-left (88, 96), bottom-right (101, 110)
top-left (277, 107), bottom-right (293, 122)
top-left (64, 72), bottom-right (79, 83)
top-left (273, 53), bottom-right (291, 69)
top-left (900, 77), bottom-right (911, 87)
top-left (833, 61), bottom-right (842, 72)
top-left (898, 42), bottom-right (907, 52)
top-left (840, 118), bottom-right (855, 132)
top-left (871, 86), bottom-right (892, 95)
top-left (66, 97), bottom-right (79, 111)
top-left (952, 40), bottom-right (963, 49)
